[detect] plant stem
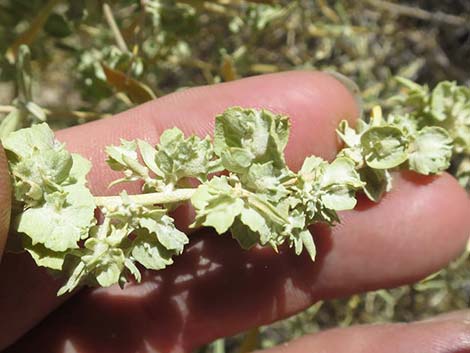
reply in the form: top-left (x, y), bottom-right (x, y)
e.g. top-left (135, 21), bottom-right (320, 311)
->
top-left (0, 105), bottom-right (110, 121)
top-left (103, 2), bottom-right (129, 53)
top-left (94, 188), bottom-right (196, 209)
top-left (366, 0), bottom-right (468, 27)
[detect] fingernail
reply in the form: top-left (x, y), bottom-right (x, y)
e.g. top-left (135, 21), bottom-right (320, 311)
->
top-left (325, 71), bottom-right (363, 119)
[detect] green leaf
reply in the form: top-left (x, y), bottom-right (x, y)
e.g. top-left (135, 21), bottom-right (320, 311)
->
top-left (59, 229), bottom-right (128, 295)
top-left (68, 154), bottom-right (92, 185)
top-left (430, 84), bottom-right (470, 155)
top-left (299, 229), bottom-right (316, 261)
top-left (2, 123), bottom-right (74, 204)
top-left (81, 237), bottom-right (126, 288)
top-left (25, 101), bottom-right (47, 123)
top-left (294, 156), bottom-right (362, 225)
top-left (214, 107), bottom-right (290, 173)
top-left (358, 167), bottom-right (392, 202)
top-left (430, 81), bottom-right (455, 122)
top-left (0, 109), bottom-right (24, 139)
top-left (131, 230), bottom-right (176, 271)
top-left (106, 139), bottom-right (151, 186)
top-left (2, 122), bottom-right (58, 158)
top-left (230, 219), bottom-right (260, 249)
top-left (395, 76), bottom-right (428, 96)
top-left (125, 258), bottom-right (141, 283)
top-left (321, 157), bottom-right (363, 211)
top-left (394, 77), bottom-right (429, 110)
top-left (245, 163), bottom-right (280, 188)
top-left (58, 260), bottom-right (86, 295)
top-left (137, 139), bottom-right (162, 176)
top-left (246, 192), bottom-right (289, 225)
top-left (408, 127), bottom-right (453, 175)
top-left (239, 207), bottom-right (271, 243)
top-left (322, 157), bottom-right (363, 188)
top-left (336, 120), bottom-right (361, 147)
top-left (105, 139), bottom-right (139, 171)
top-left (154, 127), bottom-right (220, 184)
top-left (191, 176), bottom-right (245, 233)
top-left (17, 182), bottom-right (95, 252)
top-left (361, 126), bottom-right (409, 169)
top-left (93, 247), bottom-right (126, 287)
top-left (23, 236), bottom-right (66, 270)
top-left (138, 215), bottom-right (188, 252)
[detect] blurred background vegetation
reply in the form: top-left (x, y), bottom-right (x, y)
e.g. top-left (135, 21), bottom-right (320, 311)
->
top-left (0, 0), bottom-right (469, 352)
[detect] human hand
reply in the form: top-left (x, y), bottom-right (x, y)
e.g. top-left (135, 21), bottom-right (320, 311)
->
top-left (1, 71), bottom-right (469, 353)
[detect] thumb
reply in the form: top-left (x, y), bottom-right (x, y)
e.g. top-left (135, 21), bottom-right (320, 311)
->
top-left (0, 145), bottom-right (11, 261)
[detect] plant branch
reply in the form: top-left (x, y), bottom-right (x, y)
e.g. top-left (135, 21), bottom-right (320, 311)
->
top-left (94, 188), bottom-right (196, 209)
top-left (103, 2), bottom-right (129, 53)
top-left (0, 105), bottom-right (110, 121)
top-left (366, 0), bottom-right (468, 27)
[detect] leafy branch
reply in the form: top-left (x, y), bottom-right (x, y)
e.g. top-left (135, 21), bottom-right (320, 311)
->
top-left (2, 78), bottom-right (469, 295)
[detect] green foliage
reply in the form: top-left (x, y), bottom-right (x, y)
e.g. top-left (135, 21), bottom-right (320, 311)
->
top-left (391, 78), bottom-right (470, 187)
top-left (2, 123), bottom-right (96, 271)
top-left (214, 108), bottom-right (290, 173)
top-left (4, 92), bottom-right (468, 295)
top-left (1, 1), bottom-right (470, 349)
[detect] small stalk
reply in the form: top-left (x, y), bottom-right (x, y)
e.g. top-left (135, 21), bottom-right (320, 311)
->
top-left (94, 188), bottom-right (196, 209)
top-left (103, 2), bottom-right (129, 53)
top-left (0, 105), bottom-right (110, 121)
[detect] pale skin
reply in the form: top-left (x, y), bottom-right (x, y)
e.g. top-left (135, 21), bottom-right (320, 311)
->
top-left (0, 71), bottom-right (470, 353)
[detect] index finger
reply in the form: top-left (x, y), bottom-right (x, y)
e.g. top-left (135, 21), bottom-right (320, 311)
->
top-left (0, 71), bottom-right (360, 351)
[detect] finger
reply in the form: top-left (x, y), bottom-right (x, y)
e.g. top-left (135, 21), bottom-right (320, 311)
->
top-left (257, 310), bottom-right (470, 353)
top-left (57, 70), bottom-right (358, 195)
top-left (0, 146), bottom-right (11, 259)
top-left (0, 71), bottom-right (360, 350)
top-left (4, 173), bottom-right (470, 353)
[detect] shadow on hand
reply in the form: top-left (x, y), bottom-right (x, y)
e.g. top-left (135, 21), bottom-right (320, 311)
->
top-left (5, 224), bottom-right (333, 353)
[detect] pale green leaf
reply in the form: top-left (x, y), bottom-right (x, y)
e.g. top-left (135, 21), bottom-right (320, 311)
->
top-left (154, 128), bottom-right (220, 184)
top-left (191, 176), bottom-right (245, 233)
top-left (358, 167), bottom-right (392, 202)
top-left (137, 139), bottom-right (162, 176)
top-left (299, 229), bottom-right (316, 261)
top-left (214, 107), bottom-right (290, 172)
top-left (430, 81), bottom-right (454, 122)
top-left (321, 157), bottom-right (363, 211)
top-left (336, 120), bottom-right (361, 147)
top-left (299, 156), bottom-right (325, 176)
top-left (2, 123), bottom-right (74, 204)
top-left (94, 248), bottom-right (125, 287)
top-left (408, 126), bottom-right (453, 175)
top-left (0, 109), bottom-right (23, 139)
top-left (139, 215), bottom-right (188, 251)
top-left (131, 230), bottom-right (175, 270)
top-left (321, 157), bottom-right (363, 188)
top-left (125, 258), bottom-right (141, 283)
top-left (17, 183), bottom-right (95, 252)
top-left (105, 139), bottom-right (139, 171)
top-left (239, 207), bottom-right (271, 244)
top-left (23, 236), bottom-right (66, 270)
top-left (2, 122), bottom-right (56, 157)
top-left (68, 153), bottom-right (92, 185)
top-left (230, 219), bottom-right (259, 249)
top-left (361, 126), bottom-right (409, 169)
top-left (58, 260), bottom-right (86, 295)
